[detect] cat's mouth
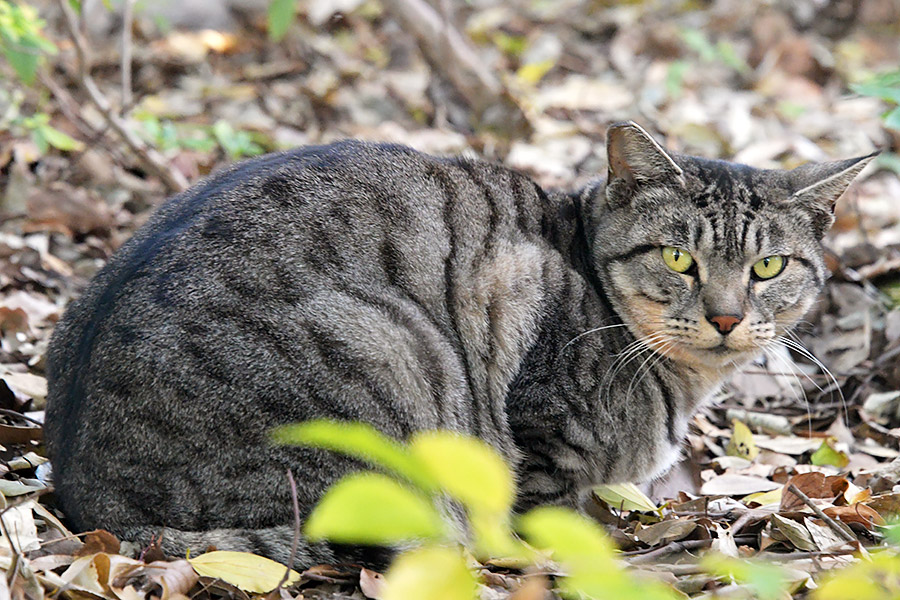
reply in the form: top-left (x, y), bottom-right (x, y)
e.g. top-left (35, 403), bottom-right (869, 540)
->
top-left (706, 343), bottom-right (732, 355)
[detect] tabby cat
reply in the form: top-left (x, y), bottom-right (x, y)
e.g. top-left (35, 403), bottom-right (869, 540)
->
top-left (44, 122), bottom-right (874, 566)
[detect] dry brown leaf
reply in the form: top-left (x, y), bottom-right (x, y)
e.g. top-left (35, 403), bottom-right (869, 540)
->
top-left (635, 519), bottom-right (697, 547)
top-left (0, 423), bottom-right (43, 444)
top-left (779, 472), bottom-right (846, 511)
top-left (359, 567), bottom-right (385, 599)
top-left (509, 576), bottom-right (549, 600)
top-left (700, 474), bottom-right (781, 496)
top-left (770, 514), bottom-right (817, 552)
top-left (75, 530), bottom-right (121, 557)
top-left (111, 559), bottom-right (199, 599)
top-left (866, 492), bottom-right (900, 517)
top-left (822, 504), bottom-right (885, 529)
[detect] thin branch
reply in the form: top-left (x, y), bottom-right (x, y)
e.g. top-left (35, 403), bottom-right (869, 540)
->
top-left (275, 469), bottom-right (301, 591)
top-left (625, 539), bottom-right (712, 564)
top-left (786, 484), bottom-right (857, 545)
top-left (0, 499), bottom-right (22, 588)
top-left (54, 0), bottom-right (188, 193)
top-left (378, 0), bottom-right (529, 135)
top-left (121, 0), bottom-right (136, 110)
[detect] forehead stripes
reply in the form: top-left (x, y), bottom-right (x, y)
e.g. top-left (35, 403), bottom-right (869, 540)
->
top-left (689, 169), bottom-right (772, 262)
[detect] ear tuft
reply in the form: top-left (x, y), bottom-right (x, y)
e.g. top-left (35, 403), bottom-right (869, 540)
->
top-left (790, 151), bottom-right (879, 206)
top-left (606, 122), bottom-right (685, 194)
top-left (789, 150), bottom-right (878, 237)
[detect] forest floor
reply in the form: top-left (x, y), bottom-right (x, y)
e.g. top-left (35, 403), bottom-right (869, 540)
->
top-left (1, 0), bottom-right (900, 598)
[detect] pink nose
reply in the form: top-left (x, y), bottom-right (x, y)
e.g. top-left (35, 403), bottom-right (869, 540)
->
top-left (708, 314), bottom-right (742, 334)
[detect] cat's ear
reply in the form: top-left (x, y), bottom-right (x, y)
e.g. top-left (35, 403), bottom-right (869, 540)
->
top-left (606, 122), bottom-right (685, 204)
top-left (789, 151), bottom-right (879, 236)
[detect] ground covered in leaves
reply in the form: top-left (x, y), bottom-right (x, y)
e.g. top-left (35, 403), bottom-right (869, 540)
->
top-left (2, 0), bottom-right (900, 598)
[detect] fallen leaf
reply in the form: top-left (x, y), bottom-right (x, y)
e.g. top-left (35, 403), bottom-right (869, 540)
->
top-left (823, 504), bottom-right (885, 529)
top-left (770, 514), bottom-right (817, 551)
top-left (780, 472), bottom-right (845, 511)
top-left (753, 435), bottom-right (824, 455)
top-left (112, 559), bottom-right (200, 599)
top-left (593, 483), bottom-right (660, 513)
top-left (0, 500), bottom-right (40, 552)
top-left (866, 492), bottom-right (900, 517)
top-left (804, 517), bottom-right (850, 551)
top-left (700, 474), bottom-right (781, 496)
top-left (360, 567), bottom-right (386, 599)
top-left (810, 438), bottom-right (850, 468)
top-left (726, 419), bottom-right (760, 460)
top-left (742, 488), bottom-right (783, 507)
top-left (188, 550), bottom-right (301, 593)
top-left (74, 530), bottom-right (120, 557)
top-left (509, 576), bottom-right (550, 600)
top-left (635, 519), bottom-right (697, 547)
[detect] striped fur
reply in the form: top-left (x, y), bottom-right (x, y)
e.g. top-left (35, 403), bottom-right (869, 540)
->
top-left (44, 123), bottom-right (873, 565)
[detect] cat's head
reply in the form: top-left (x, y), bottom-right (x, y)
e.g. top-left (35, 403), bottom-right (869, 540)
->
top-left (589, 121), bottom-right (876, 370)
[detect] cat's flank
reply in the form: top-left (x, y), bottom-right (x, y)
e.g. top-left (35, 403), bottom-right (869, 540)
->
top-left (44, 122), bottom-right (873, 566)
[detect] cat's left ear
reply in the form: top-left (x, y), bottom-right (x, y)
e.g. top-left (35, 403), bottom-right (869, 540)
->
top-left (606, 122), bottom-right (685, 207)
top-left (789, 151), bottom-right (879, 235)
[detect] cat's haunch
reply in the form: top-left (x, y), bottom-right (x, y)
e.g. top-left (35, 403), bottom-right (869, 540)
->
top-left (44, 122), bottom-right (874, 566)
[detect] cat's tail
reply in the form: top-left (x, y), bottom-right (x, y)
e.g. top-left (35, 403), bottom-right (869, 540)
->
top-left (119, 525), bottom-right (394, 570)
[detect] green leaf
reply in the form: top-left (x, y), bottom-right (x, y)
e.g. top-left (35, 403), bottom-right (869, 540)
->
top-left (271, 420), bottom-right (435, 491)
top-left (702, 554), bottom-right (790, 600)
top-left (469, 511), bottom-right (524, 558)
top-left (383, 546), bottom-right (477, 600)
top-left (39, 124), bottom-right (84, 151)
top-left (520, 507), bottom-right (681, 600)
top-left (409, 431), bottom-right (513, 513)
top-left (267, 0), bottom-right (296, 42)
top-left (516, 60), bottom-right (555, 85)
top-left (810, 438), bottom-right (849, 468)
top-left (517, 506), bottom-right (614, 565)
top-left (188, 551), bottom-right (301, 593)
top-left (2, 46), bottom-right (40, 84)
top-left (726, 419), bottom-right (759, 460)
top-left (884, 106), bottom-right (900, 131)
top-left (851, 82), bottom-right (900, 105)
top-left (593, 482), bottom-right (660, 514)
top-left (680, 29), bottom-right (717, 62)
top-left (814, 553), bottom-right (900, 599)
top-left (876, 152), bottom-right (900, 177)
top-left (304, 473), bottom-right (445, 544)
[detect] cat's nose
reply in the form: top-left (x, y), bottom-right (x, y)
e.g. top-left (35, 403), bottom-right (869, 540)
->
top-left (707, 314), bottom-right (742, 335)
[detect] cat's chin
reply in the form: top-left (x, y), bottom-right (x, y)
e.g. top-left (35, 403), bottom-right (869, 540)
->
top-left (673, 343), bottom-right (758, 371)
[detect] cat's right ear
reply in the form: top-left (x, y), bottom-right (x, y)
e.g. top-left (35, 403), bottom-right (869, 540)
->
top-left (606, 122), bottom-right (685, 206)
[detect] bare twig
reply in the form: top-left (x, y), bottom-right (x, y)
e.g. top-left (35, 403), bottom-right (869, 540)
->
top-left (275, 469), bottom-right (301, 591)
top-left (0, 500), bottom-right (22, 587)
top-left (54, 0), bottom-right (188, 193)
top-left (758, 548), bottom-right (857, 560)
top-left (378, 0), bottom-right (529, 135)
top-left (0, 408), bottom-right (45, 427)
top-left (786, 484), bottom-right (857, 545)
top-left (121, 0), bottom-right (136, 110)
top-left (626, 539), bottom-right (712, 564)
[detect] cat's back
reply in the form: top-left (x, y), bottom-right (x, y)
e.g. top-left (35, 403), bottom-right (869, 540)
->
top-left (43, 139), bottom-right (551, 534)
top-left (45, 139), bottom-right (456, 445)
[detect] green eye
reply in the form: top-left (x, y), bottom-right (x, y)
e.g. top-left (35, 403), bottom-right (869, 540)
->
top-left (752, 255), bottom-right (786, 280)
top-left (661, 246), bottom-right (694, 273)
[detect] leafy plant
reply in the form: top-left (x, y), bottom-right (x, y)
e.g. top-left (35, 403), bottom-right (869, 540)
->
top-left (268, 0), bottom-right (297, 42)
top-left (667, 28), bottom-right (749, 98)
top-left (852, 70), bottom-right (900, 132)
top-left (135, 115), bottom-right (263, 159)
top-left (273, 420), bottom-right (681, 599)
top-left (852, 70), bottom-right (900, 175)
top-left (0, 88), bottom-right (83, 154)
top-left (275, 420), bottom-right (900, 598)
top-left (0, 1), bottom-right (57, 84)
